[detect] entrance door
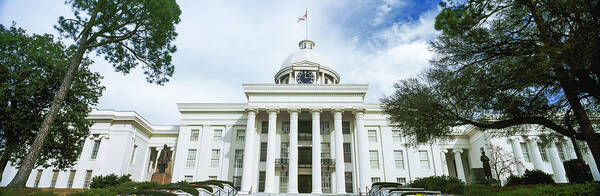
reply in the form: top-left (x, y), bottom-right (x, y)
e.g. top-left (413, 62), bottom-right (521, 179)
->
top-left (298, 175), bottom-right (312, 193)
top-left (299, 147), bottom-right (312, 166)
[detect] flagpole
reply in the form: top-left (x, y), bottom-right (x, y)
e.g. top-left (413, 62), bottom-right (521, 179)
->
top-left (306, 8), bottom-right (308, 40)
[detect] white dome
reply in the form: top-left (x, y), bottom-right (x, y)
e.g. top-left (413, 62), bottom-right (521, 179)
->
top-left (280, 40), bottom-right (333, 69)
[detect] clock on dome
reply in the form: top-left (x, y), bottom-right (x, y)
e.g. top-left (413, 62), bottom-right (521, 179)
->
top-left (296, 71), bottom-right (314, 84)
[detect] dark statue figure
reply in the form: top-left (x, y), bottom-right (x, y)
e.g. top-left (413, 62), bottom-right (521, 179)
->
top-left (157, 144), bottom-right (172, 174)
top-left (481, 148), bottom-right (493, 183)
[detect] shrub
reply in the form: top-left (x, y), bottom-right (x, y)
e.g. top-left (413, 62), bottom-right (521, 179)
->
top-left (409, 175), bottom-right (465, 195)
top-left (521, 170), bottom-right (554, 185)
top-left (505, 170), bottom-right (554, 186)
top-left (29, 192), bottom-right (59, 196)
top-left (464, 184), bottom-right (495, 196)
top-left (505, 175), bottom-right (523, 186)
top-left (89, 173), bottom-right (132, 188)
top-left (497, 182), bottom-right (600, 196)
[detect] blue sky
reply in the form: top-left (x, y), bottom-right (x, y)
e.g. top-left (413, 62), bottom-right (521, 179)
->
top-left (0, 0), bottom-right (441, 125)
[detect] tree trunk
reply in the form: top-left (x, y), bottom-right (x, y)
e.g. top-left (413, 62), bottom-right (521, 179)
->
top-left (6, 40), bottom-right (89, 188)
top-left (562, 83), bottom-right (600, 174)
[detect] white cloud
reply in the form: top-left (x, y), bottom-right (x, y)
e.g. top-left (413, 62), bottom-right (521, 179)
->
top-left (0, 0), bottom-right (440, 125)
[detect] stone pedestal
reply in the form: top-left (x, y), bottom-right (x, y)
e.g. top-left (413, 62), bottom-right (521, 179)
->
top-left (151, 173), bottom-right (172, 185)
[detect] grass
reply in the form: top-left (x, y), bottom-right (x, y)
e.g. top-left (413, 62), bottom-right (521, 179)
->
top-left (0, 188), bottom-right (83, 196)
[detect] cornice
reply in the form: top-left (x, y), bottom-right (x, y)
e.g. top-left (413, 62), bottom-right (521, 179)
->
top-left (242, 83), bottom-right (368, 99)
top-left (177, 103), bottom-right (247, 112)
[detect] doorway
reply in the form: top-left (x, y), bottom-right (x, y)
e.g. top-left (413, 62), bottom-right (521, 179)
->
top-left (298, 174), bottom-right (312, 193)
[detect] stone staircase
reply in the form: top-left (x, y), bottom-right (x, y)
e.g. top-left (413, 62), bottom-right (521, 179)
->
top-left (242, 194), bottom-right (360, 196)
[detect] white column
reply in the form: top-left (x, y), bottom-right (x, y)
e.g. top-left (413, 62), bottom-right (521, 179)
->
top-left (288, 108), bottom-right (299, 193)
top-left (333, 109), bottom-right (346, 194)
top-left (547, 142), bottom-right (568, 183)
top-left (453, 149), bottom-right (466, 182)
top-left (240, 108), bottom-right (257, 194)
top-left (440, 149), bottom-right (449, 175)
top-left (509, 137), bottom-right (526, 175)
top-left (526, 137), bottom-right (544, 170)
top-left (355, 109), bottom-right (370, 194)
top-left (264, 109), bottom-right (278, 193)
top-left (311, 109), bottom-right (322, 193)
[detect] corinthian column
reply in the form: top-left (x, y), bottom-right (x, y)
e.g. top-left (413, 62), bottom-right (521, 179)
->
top-left (509, 136), bottom-right (526, 175)
top-left (264, 108), bottom-right (278, 193)
top-left (453, 149), bottom-right (466, 182)
top-left (240, 108), bottom-right (257, 194)
top-left (547, 142), bottom-right (568, 183)
top-left (311, 108), bottom-right (322, 194)
top-left (526, 137), bottom-right (544, 170)
top-left (288, 108), bottom-right (299, 193)
top-left (333, 109), bottom-right (346, 194)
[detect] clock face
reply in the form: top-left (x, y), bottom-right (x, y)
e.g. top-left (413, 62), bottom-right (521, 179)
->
top-left (296, 71), bottom-right (314, 84)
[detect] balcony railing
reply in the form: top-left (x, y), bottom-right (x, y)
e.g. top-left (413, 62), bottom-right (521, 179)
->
top-left (321, 158), bottom-right (334, 166)
top-left (298, 133), bottom-right (311, 141)
top-left (275, 158), bottom-right (289, 165)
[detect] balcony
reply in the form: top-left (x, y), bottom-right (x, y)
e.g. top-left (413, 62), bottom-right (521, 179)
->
top-left (298, 133), bottom-right (311, 141)
top-left (275, 158), bottom-right (289, 165)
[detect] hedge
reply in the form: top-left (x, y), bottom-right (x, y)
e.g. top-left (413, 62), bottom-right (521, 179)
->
top-left (464, 182), bottom-right (600, 196)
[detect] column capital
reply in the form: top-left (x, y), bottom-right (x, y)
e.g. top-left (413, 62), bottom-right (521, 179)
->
top-left (352, 106), bottom-right (366, 113)
top-left (310, 107), bottom-right (322, 113)
top-left (332, 107), bottom-right (344, 113)
top-left (288, 107), bottom-right (301, 113)
top-left (508, 136), bottom-right (523, 142)
top-left (441, 149), bottom-right (449, 153)
top-left (244, 106), bottom-right (258, 113)
top-left (267, 107), bottom-right (280, 113)
top-left (453, 149), bottom-right (463, 154)
top-left (525, 136), bottom-right (540, 142)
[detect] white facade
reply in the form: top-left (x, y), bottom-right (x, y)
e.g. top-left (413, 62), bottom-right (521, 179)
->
top-left (1, 40), bottom-right (599, 193)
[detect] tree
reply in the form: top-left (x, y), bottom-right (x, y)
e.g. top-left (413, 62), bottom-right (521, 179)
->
top-left (0, 25), bottom-right (103, 182)
top-left (7, 0), bottom-right (181, 187)
top-left (381, 0), bottom-right (600, 173)
top-left (486, 144), bottom-right (519, 185)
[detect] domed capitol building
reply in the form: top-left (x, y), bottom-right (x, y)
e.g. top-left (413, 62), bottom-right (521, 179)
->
top-left (1, 40), bottom-right (599, 194)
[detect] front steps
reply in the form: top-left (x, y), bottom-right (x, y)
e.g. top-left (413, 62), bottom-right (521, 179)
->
top-left (242, 194), bottom-right (360, 196)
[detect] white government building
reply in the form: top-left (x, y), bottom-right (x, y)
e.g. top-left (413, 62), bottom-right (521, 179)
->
top-left (1, 40), bottom-right (599, 194)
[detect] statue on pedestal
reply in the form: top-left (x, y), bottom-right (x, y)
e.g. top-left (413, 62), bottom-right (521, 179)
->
top-left (481, 148), bottom-right (493, 183)
top-left (157, 144), bottom-right (172, 174)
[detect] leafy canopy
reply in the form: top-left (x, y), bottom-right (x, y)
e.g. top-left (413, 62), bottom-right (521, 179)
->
top-left (381, 0), bottom-right (599, 144)
top-left (0, 24), bottom-right (104, 168)
top-left (56, 0), bottom-right (182, 84)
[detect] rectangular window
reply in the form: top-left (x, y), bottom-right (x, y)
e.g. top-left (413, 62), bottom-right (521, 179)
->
top-left (281, 142), bottom-right (289, 159)
top-left (392, 130), bottom-right (402, 143)
top-left (67, 170), bottom-right (76, 188)
top-left (234, 149), bottom-right (244, 168)
top-left (344, 143), bottom-right (351, 163)
top-left (394, 150), bottom-right (405, 169)
top-left (282, 121), bottom-right (290, 134)
top-left (345, 172), bottom-right (353, 193)
top-left (130, 145), bottom-right (138, 165)
top-left (320, 121), bottom-right (330, 135)
top-left (211, 149), bottom-right (220, 168)
top-left (342, 121), bottom-right (350, 134)
top-left (209, 176), bottom-right (218, 180)
top-left (520, 143), bottom-right (531, 162)
top-left (371, 177), bottom-right (381, 183)
top-left (322, 142), bottom-right (330, 159)
top-left (368, 130), bottom-right (377, 143)
top-left (260, 142), bottom-right (267, 162)
top-left (186, 149), bottom-right (197, 168)
top-left (258, 171), bottom-right (266, 192)
top-left (184, 175), bottom-right (193, 182)
top-left (213, 129), bottom-right (222, 141)
top-left (84, 170), bottom-right (93, 188)
top-left (237, 129), bottom-right (245, 142)
top-left (90, 140), bottom-right (101, 159)
top-left (397, 177), bottom-right (406, 184)
top-left (419, 150), bottom-right (430, 169)
top-left (557, 144), bottom-right (566, 161)
top-left (539, 144), bottom-right (549, 162)
top-left (370, 150), bottom-right (379, 169)
top-left (190, 129), bottom-right (199, 141)
top-left (280, 171), bottom-right (288, 192)
top-left (261, 121), bottom-right (268, 134)
top-left (233, 176), bottom-right (242, 188)
top-left (34, 169), bottom-right (43, 188)
top-left (51, 170), bottom-right (59, 188)
top-left (322, 171), bottom-right (331, 193)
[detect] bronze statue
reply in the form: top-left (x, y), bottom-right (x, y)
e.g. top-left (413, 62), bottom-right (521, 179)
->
top-left (481, 148), bottom-right (493, 183)
top-left (157, 144), bottom-right (172, 174)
